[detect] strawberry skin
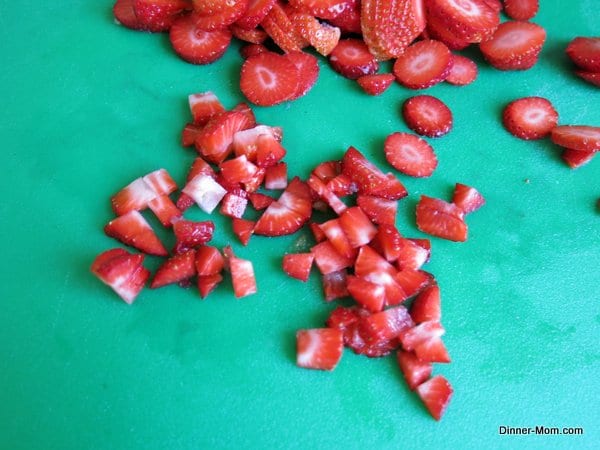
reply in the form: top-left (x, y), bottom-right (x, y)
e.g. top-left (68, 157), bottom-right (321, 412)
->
top-left (550, 125), bottom-right (600, 152)
top-left (566, 37), bottom-right (600, 72)
top-left (502, 96), bottom-right (558, 140)
top-left (503, 0), bottom-right (538, 21)
top-left (425, 0), bottom-right (499, 43)
top-left (235, 0), bottom-right (277, 30)
top-left (575, 70), bottom-right (600, 88)
top-left (195, 245), bottom-right (224, 276)
top-left (416, 195), bottom-right (468, 242)
top-left (105, 210), bottom-right (168, 256)
top-left (561, 148), bottom-right (596, 169)
top-left (169, 13), bottom-right (232, 65)
top-left (296, 328), bottom-right (344, 371)
top-left (91, 248), bottom-right (149, 304)
top-left (356, 73), bottom-right (395, 96)
top-left (151, 249), bottom-right (197, 289)
top-left (384, 132), bottom-right (438, 178)
top-left (113, 0), bottom-right (144, 30)
top-left (240, 51), bottom-right (300, 106)
top-left (416, 375), bottom-right (453, 421)
top-left (172, 219), bottom-right (215, 253)
top-left (133, 0), bottom-right (190, 32)
top-left (445, 54), bottom-right (478, 85)
top-left (410, 284), bottom-right (441, 323)
top-left (226, 249), bottom-right (257, 298)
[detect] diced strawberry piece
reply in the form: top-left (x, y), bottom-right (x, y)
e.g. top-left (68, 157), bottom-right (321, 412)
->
top-left (354, 245), bottom-right (406, 305)
top-left (177, 157), bottom-right (216, 212)
top-left (416, 195), bottom-right (468, 242)
top-left (397, 350), bottom-right (433, 390)
top-left (307, 175), bottom-right (347, 215)
top-left (196, 111), bottom-right (252, 164)
top-left (169, 13), bottom-right (232, 64)
top-left (231, 102), bottom-right (257, 127)
top-left (356, 73), bottom-right (395, 96)
top-left (396, 237), bottom-right (430, 271)
top-left (452, 182), bottom-right (485, 214)
top-left (361, 0), bottom-right (426, 60)
top-left (402, 95), bottom-right (453, 138)
top-left (312, 160), bottom-right (341, 181)
top-left (319, 219), bottom-right (357, 260)
top-left (356, 195), bottom-right (397, 226)
top-left (345, 324), bottom-right (401, 357)
top-left (384, 132), bottom-right (438, 177)
top-left (311, 240), bottom-right (354, 274)
top-left (182, 174), bottom-right (227, 213)
top-left (260, 3), bottom-right (307, 52)
top-left (142, 169), bottom-right (177, 197)
top-left (197, 273), bottom-right (223, 298)
top-left (151, 249), bottom-right (197, 289)
top-left (479, 21), bottom-right (546, 71)
top-left (326, 305), bottom-right (361, 331)
top-left (399, 320), bottom-right (444, 351)
top-left (182, 123), bottom-right (203, 147)
top-left (416, 375), bottom-right (453, 420)
top-left (566, 37), bottom-right (600, 72)
top-left (372, 224), bottom-right (403, 262)
top-left (329, 38), bottom-right (379, 80)
top-left (425, 0), bottom-right (499, 43)
top-left (342, 147), bottom-right (408, 200)
top-left (105, 211), bottom-right (168, 256)
top-left (425, 13), bottom-right (470, 51)
top-left (393, 40), bottom-right (453, 89)
top-left (308, 222), bottom-right (326, 243)
top-left (148, 194), bottom-right (182, 226)
top-left (220, 155), bottom-right (260, 185)
top-left (248, 192), bottom-right (274, 210)
top-left (394, 269), bottom-right (431, 302)
top-left (326, 174), bottom-right (356, 197)
top-left (321, 269), bottom-right (349, 301)
top-left (359, 305), bottom-right (414, 344)
top-left (264, 162), bottom-right (288, 189)
top-left (233, 125), bottom-right (283, 161)
top-left (290, 11), bottom-right (340, 56)
top-left (231, 25), bottom-right (269, 44)
top-left (91, 248), bottom-right (149, 304)
top-left (414, 334), bottom-right (451, 362)
top-left (113, 0), bottom-right (144, 30)
top-left (409, 238), bottom-right (431, 256)
top-left (256, 134), bottom-right (287, 167)
top-left (220, 191), bottom-right (248, 219)
top-left (188, 92), bottom-right (225, 125)
top-left (410, 284), bottom-right (441, 323)
top-left (231, 218), bottom-right (255, 245)
top-left (282, 252), bottom-right (315, 281)
top-left (503, 0), bottom-right (538, 21)
top-left (346, 276), bottom-right (386, 313)
top-left (296, 328), bottom-right (344, 370)
top-left (111, 177), bottom-right (157, 216)
top-left (133, 0), bottom-right (190, 32)
top-left (561, 148), bottom-right (596, 169)
top-left (240, 51), bottom-right (300, 106)
top-left (239, 43), bottom-right (269, 59)
top-left (327, 0), bottom-right (361, 34)
top-left (224, 246), bottom-right (257, 298)
top-left (284, 51), bottom-right (320, 99)
top-left (195, 245), bottom-right (224, 276)
top-left (550, 126), bottom-right (600, 152)
top-left (338, 206), bottom-right (378, 248)
top-left (445, 54), bottom-right (478, 85)
top-left (574, 70), bottom-right (600, 88)
top-left (502, 96), bottom-right (558, 140)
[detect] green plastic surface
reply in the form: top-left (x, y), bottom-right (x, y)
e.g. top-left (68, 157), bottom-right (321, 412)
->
top-left (1, 1), bottom-right (599, 449)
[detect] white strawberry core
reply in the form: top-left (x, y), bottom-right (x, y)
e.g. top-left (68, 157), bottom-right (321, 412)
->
top-left (191, 29), bottom-right (210, 45)
top-left (494, 30), bottom-right (527, 49)
top-left (399, 143), bottom-right (422, 161)
top-left (255, 67), bottom-right (277, 89)
top-left (182, 174), bottom-right (227, 213)
top-left (410, 53), bottom-right (434, 73)
top-left (189, 92), bottom-right (218, 108)
top-left (449, 0), bottom-right (480, 16)
top-left (524, 108), bottom-right (547, 124)
top-left (342, 47), bottom-right (360, 59)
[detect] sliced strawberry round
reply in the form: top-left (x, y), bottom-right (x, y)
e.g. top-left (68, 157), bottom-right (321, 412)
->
top-left (479, 21), bottom-right (546, 71)
top-left (133, 0), bottom-right (190, 32)
top-left (169, 13), bottom-right (232, 65)
top-left (284, 51), bottom-right (320, 99)
top-left (452, 182), bottom-right (485, 214)
top-left (416, 195), bottom-right (467, 242)
top-left (402, 95), bottom-right (453, 138)
top-left (113, 0), bottom-right (144, 30)
top-left (240, 51), bottom-right (300, 106)
top-left (561, 148), bottom-right (596, 169)
top-left (416, 375), bottom-right (453, 421)
top-left (356, 73), bottom-right (395, 96)
top-left (503, 0), bottom-right (538, 21)
top-left (425, 0), bottom-right (499, 43)
top-left (193, 0), bottom-right (248, 31)
top-left (550, 126), bottom-right (600, 152)
top-left (329, 38), bottom-right (379, 80)
top-left (566, 37), bottom-right (600, 72)
top-left (575, 70), bottom-right (600, 88)
top-left (445, 54), bottom-right (478, 85)
top-left (384, 132), bottom-right (438, 178)
top-left (393, 40), bottom-right (453, 89)
top-left (502, 96), bottom-right (558, 140)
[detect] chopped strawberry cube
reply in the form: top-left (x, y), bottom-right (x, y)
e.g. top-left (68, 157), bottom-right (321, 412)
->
top-left (142, 168), bottom-right (178, 196)
top-left (416, 195), bottom-right (468, 242)
top-left (225, 247), bottom-right (257, 298)
top-left (416, 375), bottom-right (453, 421)
top-left (296, 328), bottom-right (344, 371)
top-left (91, 248), bottom-right (149, 304)
top-left (220, 191), bottom-right (249, 219)
top-left (104, 210), bottom-right (168, 256)
top-left (182, 123), bottom-right (203, 147)
top-left (196, 111), bottom-right (252, 164)
top-left (264, 162), bottom-right (288, 190)
top-left (249, 192), bottom-right (274, 210)
top-left (233, 125), bottom-right (283, 161)
top-left (188, 92), bottom-right (226, 125)
top-left (319, 219), bottom-right (357, 260)
top-left (399, 320), bottom-right (444, 351)
top-left (172, 219), bottom-right (215, 254)
top-left (394, 269), bottom-right (432, 302)
top-left (219, 155), bottom-right (259, 185)
top-left (397, 350), bottom-right (433, 390)
top-left (111, 177), bottom-right (157, 216)
top-left (452, 183), bottom-right (485, 214)
top-left (282, 253), bottom-right (315, 281)
top-left (356, 195), bottom-right (397, 226)
top-left (312, 240), bottom-right (354, 274)
top-left (346, 276), bottom-right (386, 313)
top-left (197, 273), bottom-right (223, 299)
top-left (338, 206), bottom-right (378, 248)
top-left (232, 218), bottom-right (255, 245)
top-left (151, 249), bottom-right (197, 289)
top-left (359, 305), bottom-right (414, 344)
top-left (148, 194), bottom-right (181, 227)
top-left (182, 174), bottom-right (228, 214)
top-left (256, 134), bottom-right (287, 168)
top-left (195, 245), bottom-right (225, 276)
top-left (321, 269), bottom-right (349, 301)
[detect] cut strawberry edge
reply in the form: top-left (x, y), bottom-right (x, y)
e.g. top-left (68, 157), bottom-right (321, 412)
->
top-left (416, 195), bottom-right (468, 242)
top-left (416, 375), bottom-right (453, 421)
top-left (574, 70), bottom-right (600, 87)
top-left (561, 148), bottom-right (596, 169)
top-left (282, 252), bottom-right (315, 282)
top-left (566, 36), bottom-right (600, 73)
top-left (329, 38), bottom-right (379, 80)
top-left (113, 0), bottom-right (144, 30)
top-left (452, 183), bottom-right (485, 214)
top-left (356, 73), bottom-right (395, 96)
top-left (397, 350), bottom-right (433, 390)
top-left (169, 13), bottom-right (232, 65)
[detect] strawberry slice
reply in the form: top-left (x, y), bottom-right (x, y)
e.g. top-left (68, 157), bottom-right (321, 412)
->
top-left (282, 252), bottom-right (315, 281)
top-left (296, 328), bottom-right (344, 370)
top-left (151, 249), bottom-right (197, 288)
top-left (359, 305), bottom-right (414, 344)
top-left (410, 284), bottom-right (441, 323)
top-left (235, 0), bottom-right (277, 30)
top-left (240, 51), bottom-right (300, 106)
top-left (356, 195), bottom-right (397, 226)
top-left (193, 0), bottom-right (249, 31)
top-left (575, 70), bottom-right (600, 88)
top-left (311, 240), bottom-right (354, 274)
top-left (502, 96), bottom-right (558, 140)
top-left (482, 0), bottom-right (502, 12)
top-left (172, 219), bottom-right (215, 253)
top-left (133, 0), bottom-right (190, 32)
top-left (254, 177), bottom-right (312, 236)
top-left (338, 206), bottom-right (378, 248)
top-left (393, 39), bottom-right (453, 89)
top-left (402, 95), bottom-right (453, 138)
top-left (425, 0), bottom-right (499, 43)
top-left (356, 73), bottom-right (395, 96)
top-left (479, 21), bottom-right (546, 71)
top-left (289, 0), bottom-right (354, 20)
top-left (329, 38), bottom-right (379, 80)
top-left (289, 12), bottom-right (341, 56)
top-left (195, 245), bottom-right (224, 275)
top-left (182, 174), bottom-right (228, 213)
top-left (397, 350), bottom-right (433, 390)
top-left (321, 269), bottom-right (349, 301)
top-left (91, 248), bottom-right (150, 304)
top-left (196, 111), bottom-right (252, 163)
top-left (503, 0), bottom-right (538, 21)
top-left (113, 0), bottom-right (144, 30)
top-left (445, 54), bottom-right (478, 85)
top-left (284, 51), bottom-right (320, 99)
top-left (147, 194), bottom-right (182, 226)
top-left (260, 3), bottom-right (306, 53)
top-left (169, 13), bottom-right (232, 65)
top-left (326, 173), bottom-right (356, 197)
top-left (197, 273), bottom-right (223, 298)
top-left (550, 126), bottom-right (600, 152)
top-left (416, 195), bottom-right (468, 242)
top-left (188, 92), bottom-right (225, 125)
top-left (452, 182), bottom-right (485, 214)
top-left (233, 27), bottom-right (268, 45)
top-left (346, 276), bottom-right (386, 313)
top-left (224, 246), bottom-right (257, 298)
top-left (361, 0), bottom-right (426, 60)
top-left (384, 132), bottom-right (438, 178)
top-left (561, 148), bottom-right (596, 169)
top-left (566, 37), bottom-right (600, 72)
top-left (264, 162), bottom-right (288, 189)
top-left (416, 375), bottom-right (453, 420)
top-left (105, 210), bottom-right (168, 256)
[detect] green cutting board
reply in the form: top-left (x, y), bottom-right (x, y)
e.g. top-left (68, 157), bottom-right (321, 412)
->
top-left (1, 1), bottom-right (598, 449)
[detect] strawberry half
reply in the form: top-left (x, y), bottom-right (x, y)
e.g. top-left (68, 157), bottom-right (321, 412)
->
top-left (91, 248), bottom-right (150, 304)
top-left (416, 375), bottom-right (453, 421)
top-left (402, 95), bottom-right (453, 138)
top-left (415, 195), bottom-right (467, 242)
top-left (113, 0), bottom-right (144, 30)
top-left (240, 51), bottom-right (301, 106)
top-left (397, 350), bottom-right (433, 390)
top-left (133, 0), bottom-right (190, 32)
top-left (105, 210), bottom-right (168, 256)
top-left (393, 40), bottom-right (453, 89)
top-left (356, 73), bottom-right (395, 96)
top-left (550, 126), bottom-right (600, 152)
top-left (329, 38), bottom-right (379, 80)
top-left (566, 37), bottom-right (600, 72)
top-left (169, 13), bottom-right (232, 65)
top-left (502, 96), bottom-right (558, 140)
top-left (296, 328), bottom-right (344, 371)
top-left (151, 249), bottom-right (197, 288)
top-left (452, 183), bottom-right (485, 214)
top-left (445, 54), bottom-right (478, 85)
top-left (503, 0), bottom-right (538, 21)
top-left (384, 132), bottom-right (438, 178)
